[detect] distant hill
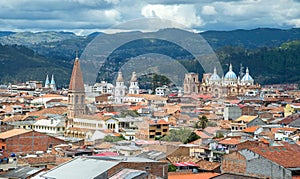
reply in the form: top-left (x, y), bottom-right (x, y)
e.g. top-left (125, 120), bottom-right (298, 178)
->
top-left (0, 44), bottom-right (71, 86)
top-left (201, 28), bottom-right (300, 49)
top-left (0, 31), bottom-right (16, 37)
top-left (0, 31), bottom-right (78, 46)
top-left (0, 28), bottom-right (300, 87)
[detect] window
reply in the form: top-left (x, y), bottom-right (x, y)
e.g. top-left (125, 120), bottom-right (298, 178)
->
top-left (145, 166), bottom-right (150, 170)
top-left (75, 95), bottom-right (79, 104)
top-left (81, 95), bottom-right (84, 104)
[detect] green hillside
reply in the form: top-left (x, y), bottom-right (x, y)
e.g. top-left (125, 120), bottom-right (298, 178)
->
top-left (0, 44), bottom-right (71, 86)
top-left (0, 28), bottom-right (300, 87)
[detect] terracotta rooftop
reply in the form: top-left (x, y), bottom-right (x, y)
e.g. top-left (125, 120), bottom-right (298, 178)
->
top-left (271, 127), bottom-right (298, 133)
top-left (194, 130), bottom-right (213, 139)
top-left (242, 126), bottom-right (259, 133)
top-left (69, 58), bottom-right (85, 91)
top-left (196, 160), bottom-right (220, 171)
top-left (2, 115), bottom-right (27, 122)
top-left (0, 129), bottom-right (31, 139)
top-left (218, 137), bottom-right (243, 145)
top-left (249, 145), bottom-right (300, 168)
top-left (27, 106), bottom-right (67, 117)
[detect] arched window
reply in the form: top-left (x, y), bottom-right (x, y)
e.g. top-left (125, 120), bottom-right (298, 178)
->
top-left (75, 95), bottom-right (78, 104)
top-left (81, 95), bottom-right (84, 104)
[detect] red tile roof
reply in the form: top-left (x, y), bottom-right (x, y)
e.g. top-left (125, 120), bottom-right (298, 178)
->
top-left (218, 137), bottom-right (243, 145)
top-left (249, 145), bottom-right (300, 168)
top-left (242, 126), bottom-right (259, 133)
top-left (196, 160), bottom-right (220, 171)
top-left (27, 106), bottom-right (67, 116)
top-left (271, 127), bottom-right (298, 133)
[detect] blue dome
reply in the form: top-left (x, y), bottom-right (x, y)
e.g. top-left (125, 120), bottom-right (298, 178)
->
top-left (224, 64), bottom-right (237, 79)
top-left (241, 68), bottom-right (253, 82)
top-left (209, 67), bottom-right (221, 81)
top-left (241, 74), bottom-right (253, 81)
top-left (225, 71), bottom-right (237, 79)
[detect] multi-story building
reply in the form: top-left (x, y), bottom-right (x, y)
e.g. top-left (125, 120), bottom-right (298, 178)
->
top-left (136, 119), bottom-right (169, 140)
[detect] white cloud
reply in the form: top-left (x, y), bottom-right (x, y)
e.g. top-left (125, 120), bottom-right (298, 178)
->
top-left (141, 4), bottom-right (203, 28)
top-left (201, 5), bottom-right (217, 15)
top-left (1, 0), bottom-right (300, 33)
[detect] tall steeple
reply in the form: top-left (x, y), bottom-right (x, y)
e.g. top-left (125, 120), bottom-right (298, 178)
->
top-left (44, 75), bottom-right (50, 88)
top-left (67, 55), bottom-right (85, 119)
top-left (129, 72), bottom-right (139, 94)
top-left (50, 74), bottom-right (56, 91)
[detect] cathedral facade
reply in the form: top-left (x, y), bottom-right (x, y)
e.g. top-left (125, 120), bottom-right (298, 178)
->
top-left (184, 64), bottom-right (261, 98)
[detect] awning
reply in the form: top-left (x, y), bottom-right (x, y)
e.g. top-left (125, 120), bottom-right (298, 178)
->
top-left (173, 162), bottom-right (198, 167)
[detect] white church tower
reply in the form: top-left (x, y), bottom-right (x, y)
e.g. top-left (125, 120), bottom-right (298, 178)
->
top-left (129, 72), bottom-right (139, 94)
top-left (114, 71), bottom-right (127, 104)
top-left (44, 74), bottom-right (50, 88)
top-left (50, 74), bottom-right (57, 91)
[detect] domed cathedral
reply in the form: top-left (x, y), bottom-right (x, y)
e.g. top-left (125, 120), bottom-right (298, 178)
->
top-left (183, 64), bottom-right (261, 98)
top-left (67, 55), bottom-right (86, 125)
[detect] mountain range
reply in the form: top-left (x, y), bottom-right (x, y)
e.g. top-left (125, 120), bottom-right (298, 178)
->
top-left (0, 28), bottom-right (299, 88)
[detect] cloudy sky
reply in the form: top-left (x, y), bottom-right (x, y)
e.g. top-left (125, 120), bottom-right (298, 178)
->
top-left (1, 0), bottom-right (300, 35)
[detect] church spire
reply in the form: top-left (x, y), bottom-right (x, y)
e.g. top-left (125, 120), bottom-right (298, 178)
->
top-left (69, 57), bottom-right (84, 92)
top-left (67, 54), bottom-right (85, 119)
top-left (45, 74), bottom-right (50, 88)
top-left (50, 74), bottom-right (57, 91)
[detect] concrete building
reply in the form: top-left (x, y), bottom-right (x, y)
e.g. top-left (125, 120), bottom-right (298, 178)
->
top-left (231, 115), bottom-right (266, 132)
top-left (223, 104), bottom-right (242, 120)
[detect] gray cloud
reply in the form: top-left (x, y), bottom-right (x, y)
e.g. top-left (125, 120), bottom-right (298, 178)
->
top-left (0, 0), bottom-right (300, 34)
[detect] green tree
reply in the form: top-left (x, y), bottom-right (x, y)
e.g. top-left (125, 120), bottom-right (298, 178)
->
top-left (160, 128), bottom-right (193, 143)
top-left (168, 164), bottom-right (177, 172)
top-left (195, 115), bottom-right (208, 130)
top-left (103, 135), bottom-right (125, 142)
top-left (184, 132), bottom-right (200, 144)
top-left (120, 110), bottom-right (140, 117)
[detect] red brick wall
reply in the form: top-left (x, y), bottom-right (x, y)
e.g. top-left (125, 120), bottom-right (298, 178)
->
top-left (108, 162), bottom-right (168, 179)
top-left (221, 151), bottom-right (246, 175)
top-left (5, 131), bottom-right (64, 154)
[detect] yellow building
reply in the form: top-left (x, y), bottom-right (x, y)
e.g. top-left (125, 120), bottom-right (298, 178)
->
top-left (284, 103), bottom-right (300, 117)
